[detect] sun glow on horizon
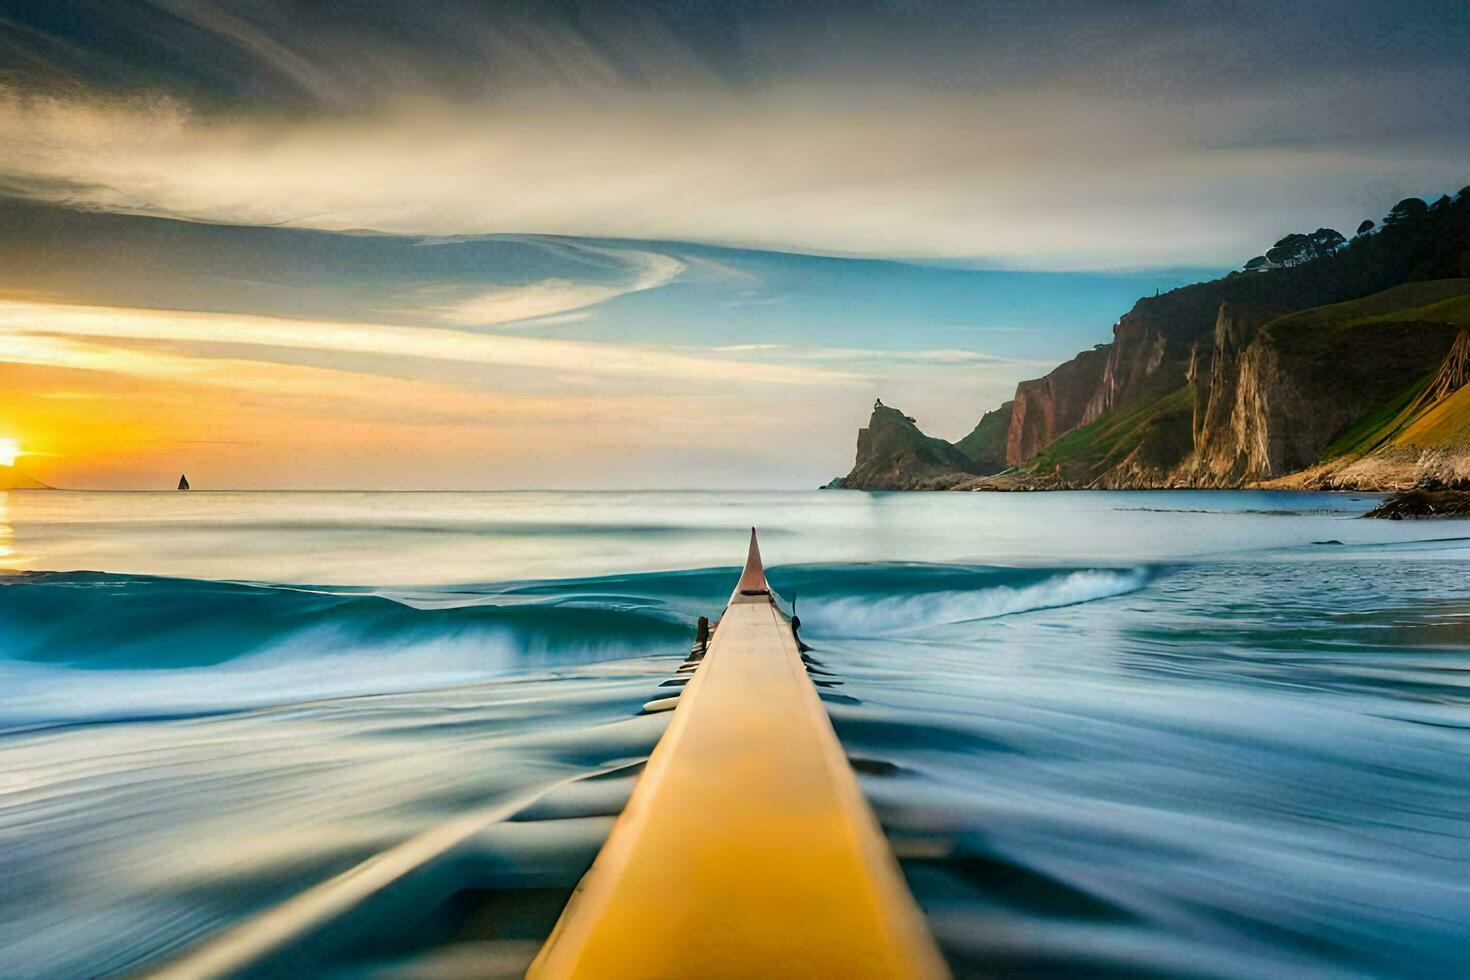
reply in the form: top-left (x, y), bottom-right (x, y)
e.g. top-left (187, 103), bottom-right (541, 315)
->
top-left (0, 438), bottom-right (20, 466)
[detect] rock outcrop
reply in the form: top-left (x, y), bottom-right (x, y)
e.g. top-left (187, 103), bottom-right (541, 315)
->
top-left (830, 400), bottom-right (983, 490)
top-left (1174, 303), bottom-right (1281, 484)
top-left (1366, 488), bottom-right (1470, 518)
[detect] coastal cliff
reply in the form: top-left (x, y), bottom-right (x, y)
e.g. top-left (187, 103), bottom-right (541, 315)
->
top-left (1178, 285), bottom-right (1467, 486)
top-left (833, 188), bottom-right (1470, 491)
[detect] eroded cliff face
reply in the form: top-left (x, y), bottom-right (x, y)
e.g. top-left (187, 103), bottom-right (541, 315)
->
top-left (1004, 288), bottom-right (1228, 468)
top-left (1172, 307), bottom-right (1461, 486)
top-left (1172, 303), bottom-right (1282, 485)
top-left (1087, 306), bottom-right (1187, 420)
top-left (1005, 347), bottom-right (1110, 465)
top-left (1276, 444), bottom-right (1470, 491)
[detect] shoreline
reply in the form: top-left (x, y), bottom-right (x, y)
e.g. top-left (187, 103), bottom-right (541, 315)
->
top-left (825, 481), bottom-right (1470, 520)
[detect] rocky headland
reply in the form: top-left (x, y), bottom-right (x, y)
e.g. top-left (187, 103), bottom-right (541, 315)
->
top-left (831, 190), bottom-right (1470, 493)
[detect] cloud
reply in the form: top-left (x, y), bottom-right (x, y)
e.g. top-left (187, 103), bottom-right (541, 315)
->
top-left (2, 76), bottom-right (1465, 269)
top-left (711, 343), bottom-right (1044, 367)
top-left (0, 299), bottom-right (861, 388)
top-left (432, 251), bottom-right (685, 325)
top-left (141, 0), bottom-right (356, 106)
top-left (0, 294), bottom-right (1056, 488)
top-left (779, 347), bottom-right (1014, 366)
top-left (3, 2), bottom-right (1467, 269)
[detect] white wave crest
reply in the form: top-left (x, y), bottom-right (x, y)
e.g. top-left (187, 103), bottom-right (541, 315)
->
top-left (800, 568), bottom-right (1148, 638)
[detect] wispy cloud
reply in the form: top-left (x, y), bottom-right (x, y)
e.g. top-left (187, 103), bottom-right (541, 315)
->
top-left (715, 343), bottom-right (786, 353)
top-left (0, 299), bottom-right (861, 388)
top-left (711, 343), bottom-right (1043, 367)
top-left (431, 251), bottom-right (684, 326)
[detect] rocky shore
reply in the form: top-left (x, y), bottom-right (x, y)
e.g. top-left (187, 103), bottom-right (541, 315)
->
top-left (1365, 489), bottom-right (1470, 519)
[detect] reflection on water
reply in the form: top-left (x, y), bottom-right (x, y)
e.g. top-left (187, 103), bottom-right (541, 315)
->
top-left (0, 492), bottom-right (14, 565)
top-left (0, 487), bottom-right (1454, 586)
top-left (1, 491), bottom-right (1469, 977)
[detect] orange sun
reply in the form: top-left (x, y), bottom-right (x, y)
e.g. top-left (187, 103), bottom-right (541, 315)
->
top-left (0, 439), bottom-right (21, 466)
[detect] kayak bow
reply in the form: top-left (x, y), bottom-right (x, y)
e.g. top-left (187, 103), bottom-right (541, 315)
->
top-left (530, 528), bottom-right (947, 979)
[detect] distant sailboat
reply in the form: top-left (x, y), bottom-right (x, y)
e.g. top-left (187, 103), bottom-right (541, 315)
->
top-left (178, 474), bottom-right (190, 491)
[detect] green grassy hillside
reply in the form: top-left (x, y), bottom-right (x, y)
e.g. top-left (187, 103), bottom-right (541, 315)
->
top-left (1321, 376), bottom-right (1433, 458)
top-left (954, 400), bottom-right (1012, 472)
top-left (1396, 383), bottom-right (1470, 447)
top-left (843, 190), bottom-right (1470, 490)
top-left (1266, 281), bottom-right (1470, 357)
top-left (1310, 287), bottom-right (1470, 457)
top-left (1265, 280), bottom-right (1470, 333)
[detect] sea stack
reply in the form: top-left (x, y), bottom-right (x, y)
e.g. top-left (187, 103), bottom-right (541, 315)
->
top-left (177, 474), bottom-right (190, 491)
top-left (829, 400), bottom-right (989, 490)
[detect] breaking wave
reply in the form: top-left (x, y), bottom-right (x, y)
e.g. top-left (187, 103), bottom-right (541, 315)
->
top-left (788, 565), bottom-right (1151, 637)
top-left (0, 571), bottom-right (690, 729)
top-left (0, 563), bottom-right (1151, 727)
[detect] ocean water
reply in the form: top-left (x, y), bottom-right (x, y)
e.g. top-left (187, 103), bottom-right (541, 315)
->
top-left (2, 489), bottom-right (1469, 977)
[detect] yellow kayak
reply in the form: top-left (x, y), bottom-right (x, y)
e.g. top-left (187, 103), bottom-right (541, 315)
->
top-left (530, 529), bottom-right (948, 979)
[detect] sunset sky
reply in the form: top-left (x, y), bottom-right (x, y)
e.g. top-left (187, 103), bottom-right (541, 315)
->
top-left (1, 1), bottom-right (1466, 488)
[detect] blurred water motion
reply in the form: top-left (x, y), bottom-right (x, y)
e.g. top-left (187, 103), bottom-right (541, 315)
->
top-left (1, 490), bottom-right (1469, 976)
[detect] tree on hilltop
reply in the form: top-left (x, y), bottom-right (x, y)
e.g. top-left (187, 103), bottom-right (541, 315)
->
top-left (1262, 228), bottom-right (1345, 268)
top-left (1384, 197), bottom-right (1428, 227)
top-left (1266, 233), bottom-right (1310, 267)
top-left (1310, 227), bottom-right (1346, 255)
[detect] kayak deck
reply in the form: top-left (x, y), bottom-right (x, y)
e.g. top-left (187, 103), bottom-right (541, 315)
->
top-left (530, 530), bottom-right (946, 978)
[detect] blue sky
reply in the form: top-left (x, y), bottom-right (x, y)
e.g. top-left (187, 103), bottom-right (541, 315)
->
top-left (0, 1), bottom-right (1464, 487)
